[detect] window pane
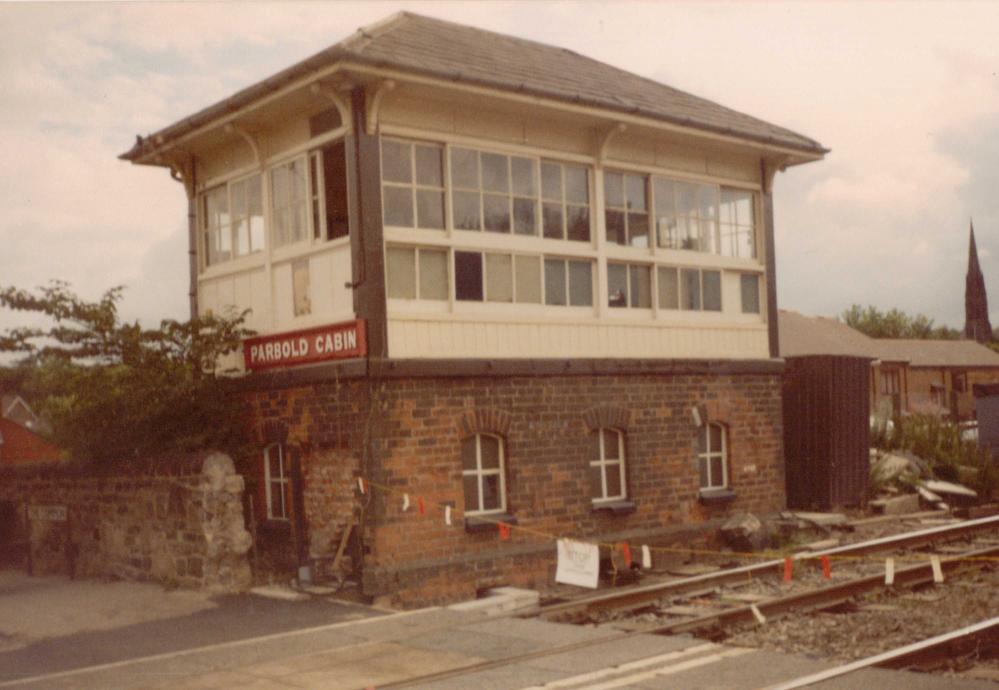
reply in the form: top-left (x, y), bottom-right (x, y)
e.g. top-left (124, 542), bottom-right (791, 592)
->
top-left (463, 475), bottom-right (479, 512)
top-left (247, 176), bottom-right (264, 251)
top-left (676, 182), bottom-right (697, 216)
top-left (656, 217), bottom-right (678, 249)
top-left (486, 253), bottom-right (513, 303)
top-left (630, 265), bottom-right (651, 308)
top-left (482, 474), bottom-right (501, 511)
top-left (481, 153), bottom-right (509, 193)
top-left (605, 210), bottom-right (626, 246)
top-left (292, 259), bottom-right (310, 317)
top-left (602, 429), bottom-right (619, 460)
top-left (383, 186), bottom-right (414, 227)
top-left (625, 174), bottom-right (647, 211)
top-left (513, 198), bottom-right (536, 235)
top-left (234, 217), bottom-right (249, 257)
top-left (381, 140), bottom-right (412, 183)
top-left (607, 263), bottom-right (627, 308)
top-left (604, 172), bottom-right (623, 208)
top-left (322, 141), bottom-right (349, 240)
top-left (419, 249), bottom-right (448, 300)
top-left (461, 438), bottom-right (477, 470)
top-left (564, 166), bottom-right (588, 205)
top-left (541, 162), bottom-right (562, 201)
top-left (680, 269), bottom-right (701, 310)
top-left (455, 251), bottom-right (484, 301)
top-left (628, 212), bottom-right (649, 248)
top-left (450, 148), bottom-right (479, 189)
top-left (710, 456), bottom-right (724, 487)
top-left (568, 260), bottom-right (593, 306)
top-left (414, 145), bottom-right (442, 187)
top-left (657, 267), bottom-right (679, 310)
top-left (386, 247), bottom-right (416, 299)
top-left (515, 255), bottom-right (542, 303)
top-left (702, 270), bottom-right (722, 311)
top-left (480, 435), bottom-right (500, 469)
top-left (710, 424), bottom-right (723, 452)
top-left (566, 205), bottom-right (590, 242)
top-left (697, 183), bottom-right (718, 219)
top-left (452, 191), bottom-right (481, 230)
top-left (653, 178), bottom-right (675, 217)
top-left (605, 463), bottom-right (622, 497)
top-left (698, 456), bottom-right (709, 488)
top-left (511, 157), bottom-right (536, 196)
top-left (267, 447), bottom-right (282, 479)
top-left (544, 259), bottom-right (567, 306)
top-left (416, 189), bottom-right (445, 229)
top-left (679, 216), bottom-right (701, 250)
top-left (741, 274), bottom-right (760, 314)
top-left (483, 194), bottom-right (511, 233)
top-left (542, 203), bottom-right (564, 239)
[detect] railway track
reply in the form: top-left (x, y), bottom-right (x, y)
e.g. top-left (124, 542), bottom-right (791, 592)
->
top-left (370, 515), bottom-right (999, 689)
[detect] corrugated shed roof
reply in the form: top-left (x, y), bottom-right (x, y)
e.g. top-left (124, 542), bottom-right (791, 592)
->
top-left (778, 310), bottom-right (880, 359)
top-left (872, 339), bottom-right (999, 368)
top-left (121, 12), bottom-right (826, 162)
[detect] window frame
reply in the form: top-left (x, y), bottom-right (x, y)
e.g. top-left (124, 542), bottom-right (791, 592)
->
top-left (697, 423), bottom-right (728, 491)
top-left (591, 428), bottom-right (627, 503)
top-left (263, 443), bottom-right (290, 521)
top-left (381, 138), bottom-right (446, 231)
top-left (461, 433), bottom-right (507, 516)
top-left (201, 171), bottom-right (264, 268)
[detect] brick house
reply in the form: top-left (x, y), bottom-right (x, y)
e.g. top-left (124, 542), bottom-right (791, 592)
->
top-left (121, 13), bottom-right (826, 604)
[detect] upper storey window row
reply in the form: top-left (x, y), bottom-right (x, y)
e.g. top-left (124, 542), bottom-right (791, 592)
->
top-left (604, 173), bottom-right (756, 259)
top-left (201, 141), bottom-right (348, 268)
top-left (381, 138), bottom-right (591, 242)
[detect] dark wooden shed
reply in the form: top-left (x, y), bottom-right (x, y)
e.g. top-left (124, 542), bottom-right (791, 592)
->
top-left (783, 355), bottom-right (872, 510)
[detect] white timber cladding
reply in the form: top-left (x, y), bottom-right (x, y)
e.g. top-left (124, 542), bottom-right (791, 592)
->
top-left (378, 91), bottom-right (770, 360)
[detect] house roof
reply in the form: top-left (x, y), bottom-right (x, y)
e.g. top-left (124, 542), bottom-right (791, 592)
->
top-left (872, 339), bottom-right (999, 368)
top-left (778, 310), bottom-right (880, 359)
top-left (121, 12), bottom-right (826, 163)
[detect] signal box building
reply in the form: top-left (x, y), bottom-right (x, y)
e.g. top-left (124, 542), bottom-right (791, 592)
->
top-left (122, 13), bottom-right (826, 605)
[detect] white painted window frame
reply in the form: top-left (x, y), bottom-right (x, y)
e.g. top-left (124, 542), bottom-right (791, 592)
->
top-left (591, 428), bottom-right (627, 503)
top-left (698, 423), bottom-right (729, 491)
top-left (201, 171), bottom-right (264, 269)
top-left (263, 443), bottom-right (290, 521)
top-left (462, 433), bottom-right (507, 516)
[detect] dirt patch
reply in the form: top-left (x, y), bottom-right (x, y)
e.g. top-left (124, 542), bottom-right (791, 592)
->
top-left (0, 570), bottom-right (215, 651)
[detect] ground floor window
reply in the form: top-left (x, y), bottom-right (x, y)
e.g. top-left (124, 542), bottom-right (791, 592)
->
top-left (461, 434), bottom-right (506, 515)
top-left (264, 444), bottom-right (290, 520)
top-left (697, 422), bottom-right (728, 491)
top-left (590, 428), bottom-right (627, 502)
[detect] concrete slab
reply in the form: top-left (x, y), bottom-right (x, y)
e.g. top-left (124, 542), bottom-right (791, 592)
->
top-left (461, 617), bottom-right (610, 645)
top-left (406, 627), bottom-right (554, 661)
top-left (419, 663), bottom-right (564, 690)
top-left (523, 633), bottom-right (700, 675)
top-left (346, 607), bottom-right (486, 643)
top-left (629, 648), bottom-right (831, 689)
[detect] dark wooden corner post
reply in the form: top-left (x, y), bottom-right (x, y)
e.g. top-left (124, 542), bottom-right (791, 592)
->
top-left (761, 159), bottom-right (780, 359)
top-left (346, 86), bottom-right (388, 360)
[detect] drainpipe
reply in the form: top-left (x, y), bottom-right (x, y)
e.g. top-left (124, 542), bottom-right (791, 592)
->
top-left (171, 159), bottom-right (198, 321)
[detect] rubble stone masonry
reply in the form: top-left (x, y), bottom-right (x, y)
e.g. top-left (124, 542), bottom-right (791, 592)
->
top-left (244, 366), bottom-right (786, 606)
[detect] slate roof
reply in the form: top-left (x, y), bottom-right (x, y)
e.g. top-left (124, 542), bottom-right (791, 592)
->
top-left (778, 310), bottom-right (881, 359)
top-left (121, 12), bottom-right (826, 162)
top-left (872, 339), bottom-right (999, 368)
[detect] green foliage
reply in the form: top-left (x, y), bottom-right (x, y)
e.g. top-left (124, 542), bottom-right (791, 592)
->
top-left (0, 281), bottom-right (253, 465)
top-left (872, 414), bottom-right (997, 499)
top-left (841, 304), bottom-right (962, 340)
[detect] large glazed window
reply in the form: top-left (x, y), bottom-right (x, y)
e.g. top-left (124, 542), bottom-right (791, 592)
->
top-left (541, 161), bottom-right (590, 241)
top-left (385, 246), bottom-right (449, 300)
top-left (590, 428), bottom-right (627, 502)
top-left (311, 141), bottom-right (349, 241)
top-left (451, 148), bottom-right (538, 234)
top-left (608, 263), bottom-right (651, 309)
top-left (271, 158), bottom-right (309, 248)
top-left (604, 171), bottom-right (650, 248)
top-left (461, 434), bottom-right (507, 515)
top-left (381, 139), bottom-right (445, 230)
top-left (202, 173), bottom-right (264, 266)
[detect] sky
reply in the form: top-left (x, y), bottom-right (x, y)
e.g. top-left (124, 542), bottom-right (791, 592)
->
top-left (2, 1), bottom-right (998, 331)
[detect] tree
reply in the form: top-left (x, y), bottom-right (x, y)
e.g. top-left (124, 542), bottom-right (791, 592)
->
top-left (0, 281), bottom-right (253, 465)
top-left (840, 304), bottom-right (961, 340)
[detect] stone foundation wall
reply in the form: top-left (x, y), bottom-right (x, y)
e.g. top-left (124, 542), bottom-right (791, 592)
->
top-left (0, 453), bottom-right (252, 592)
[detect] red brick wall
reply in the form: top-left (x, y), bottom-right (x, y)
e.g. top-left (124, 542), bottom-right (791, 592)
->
top-left (0, 418), bottom-right (61, 466)
top-left (244, 371), bottom-right (785, 605)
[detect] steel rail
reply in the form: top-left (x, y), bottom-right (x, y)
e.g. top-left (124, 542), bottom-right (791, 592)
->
top-left (762, 616), bottom-right (999, 690)
top-left (643, 543), bottom-right (999, 636)
top-left (536, 513), bottom-right (999, 619)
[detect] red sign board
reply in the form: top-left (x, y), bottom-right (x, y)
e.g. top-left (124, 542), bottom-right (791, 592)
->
top-left (243, 320), bottom-right (366, 371)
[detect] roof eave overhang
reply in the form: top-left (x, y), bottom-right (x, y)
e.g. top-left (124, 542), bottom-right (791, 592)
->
top-left (121, 55), bottom-right (828, 169)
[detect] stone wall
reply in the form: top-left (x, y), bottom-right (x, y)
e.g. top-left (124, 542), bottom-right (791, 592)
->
top-left (0, 452), bottom-right (252, 592)
top-left (244, 368), bottom-right (786, 606)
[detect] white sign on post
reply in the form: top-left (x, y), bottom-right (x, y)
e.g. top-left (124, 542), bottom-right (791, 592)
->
top-left (555, 539), bottom-right (600, 589)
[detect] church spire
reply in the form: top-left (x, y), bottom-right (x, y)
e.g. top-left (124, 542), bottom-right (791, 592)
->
top-left (965, 220), bottom-right (992, 342)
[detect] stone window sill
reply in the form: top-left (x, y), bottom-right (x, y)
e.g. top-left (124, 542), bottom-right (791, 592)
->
top-left (592, 499), bottom-right (637, 515)
top-left (699, 488), bottom-right (737, 504)
top-left (465, 513), bottom-right (518, 533)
